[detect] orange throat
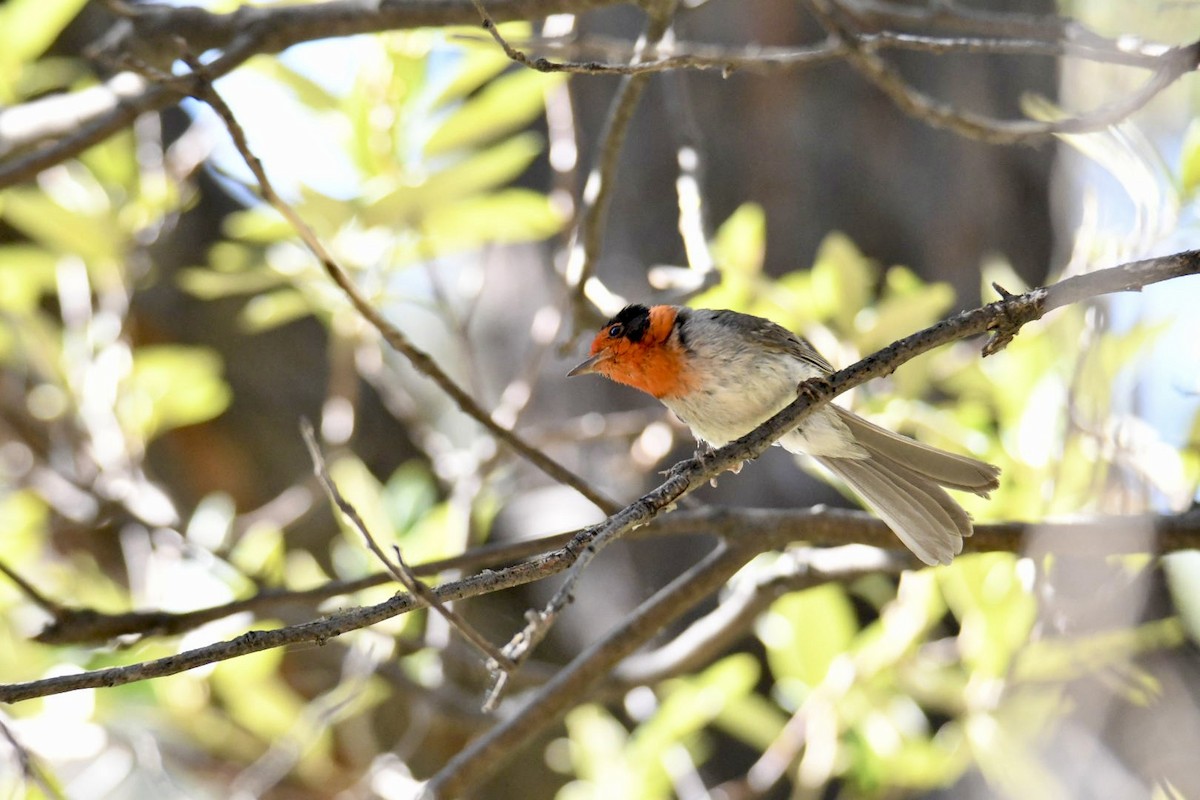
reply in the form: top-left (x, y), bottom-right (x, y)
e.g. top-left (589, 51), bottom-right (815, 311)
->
top-left (593, 306), bottom-right (696, 399)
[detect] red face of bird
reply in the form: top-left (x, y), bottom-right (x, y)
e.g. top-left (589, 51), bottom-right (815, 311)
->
top-left (567, 304), bottom-right (695, 399)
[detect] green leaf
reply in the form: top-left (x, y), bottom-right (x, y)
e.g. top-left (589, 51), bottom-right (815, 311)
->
top-left (383, 462), bottom-right (439, 536)
top-left (939, 553), bottom-right (1035, 676)
top-left (429, 45), bottom-right (511, 109)
top-left (1164, 551), bottom-right (1200, 646)
top-left (240, 288), bottom-right (314, 332)
top-left (361, 133), bottom-right (544, 226)
top-left (0, 0), bottom-right (89, 97)
top-left (420, 189), bottom-right (563, 253)
top-left (224, 207), bottom-right (293, 243)
top-left (2, 188), bottom-right (118, 263)
top-left (713, 690), bottom-right (788, 751)
top-left (296, 184), bottom-right (354, 234)
top-left (1181, 117), bottom-right (1200, 198)
top-left (121, 346), bottom-right (232, 440)
top-left (252, 58), bottom-right (341, 112)
top-left (810, 232), bottom-right (876, 330)
top-left (760, 583), bottom-right (858, 692)
top-left (0, 245), bottom-right (60, 313)
top-left (710, 202), bottom-right (766, 279)
top-left (637, 654), bottom-right (761, 754)
top-left (425, 69), bottom-right (564, 156)
top-left (178, 266), bottom-right (288, 300)
top-left (860, 271), bottom-right (954, 353)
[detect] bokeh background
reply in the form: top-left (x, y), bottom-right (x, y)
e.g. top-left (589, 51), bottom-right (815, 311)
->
top-left (2, 0), bottom-right (1200, 797)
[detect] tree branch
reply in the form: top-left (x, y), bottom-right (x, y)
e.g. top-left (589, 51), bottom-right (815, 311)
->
top-left (4, 251), bottom-right (1197, 705)
top-left (423, 539), bottom-right (760, 798)
top-left (808, 0), bottom-right (1200, 144)
top-left (0, 0), bottom-right (631, 188)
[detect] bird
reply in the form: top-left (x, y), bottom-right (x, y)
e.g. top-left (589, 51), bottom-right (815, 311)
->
top-left (567, 303), bottom-right (1001, 565)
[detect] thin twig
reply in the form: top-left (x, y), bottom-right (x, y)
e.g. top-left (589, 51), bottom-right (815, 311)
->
top-left (0, 0), bottom-right (630, 186)
top-left (560, 4), bottom-right (679, 332)
top-left (610, 545), bottom-right (907, 688)
top-left (807, 0), bottom-right (1200, 145)
top-left (0, 715), bottom-right (64, 800)
top-left (177, 51), bottom-right (617, 514)
top-left (299, 421), bottom-right (515, 672)
top-left (0, 560), bottom-right (64, 616)
top-left (1, 0), bottom-right (1191, 188)
top-left (461, 23), bottom-right (846, 75)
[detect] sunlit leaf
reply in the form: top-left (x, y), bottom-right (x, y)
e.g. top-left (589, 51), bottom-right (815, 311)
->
top-left (0, 245), bottom-right (59, 313)
top-left (361, 133), bottom-right (544, 226)
top-left (420, 189), bottom-right (563, 252)
top-left (121, 346), bottom-right (232, 440)
top-left (860, 273), bottom-right (954, 353)
top-left (710, 202), bottom-right (766, 279)
top-left (178, 266), bottom-right (288, 299)
top-left (713, 690), bottom-right (788, 751)
top-left (2, 188), bottom-right (118, 263)
top-left (1181, 118), bottom-right (1200, 199)
top-left (224, 207), bottom-right (293, 243)
top-left (638, 654), bottom-right (760, 753)
top-left (0, 0), bottom-right (89, 97)
top-left (383, 462), bottom-right (439, 536)
top-left (240, 288), bottom-right (316, 332)
top-left (1014, 617), bottom-right (1185, 683)
top-left (425, 69), bottom-right (564, 156)
top-left (211, 647), bottom-right (308, 743)
top-left (811, 232), bottom-right (876, 330)
top-left (760, 583), bottom-right (858, 692)
top-left (429, 43), bottom-right (512, 109)
top-left (562, 705), bottom-right (635, 797)
top-left (940, 553), bottom-right (1035, 676)
top-left (252, 58), bottom-right (341, 112)
top-left (328, 454), bottom-right (392, 554)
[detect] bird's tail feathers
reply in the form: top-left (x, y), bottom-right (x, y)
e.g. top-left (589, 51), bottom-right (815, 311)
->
top-left (818, 455), bottom-right (970, 566)
top-left (832, 406), bottom-right (1000, 496)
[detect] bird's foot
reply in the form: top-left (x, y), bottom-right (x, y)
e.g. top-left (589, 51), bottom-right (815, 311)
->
top-left (796, 375), bottom-right (834, 404)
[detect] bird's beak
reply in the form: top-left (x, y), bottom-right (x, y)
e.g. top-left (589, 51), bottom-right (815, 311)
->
top-left (567, 351), bottom-right (608, 377)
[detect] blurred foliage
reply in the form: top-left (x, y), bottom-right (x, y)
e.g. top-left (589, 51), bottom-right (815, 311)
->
top-left (177, 25), bottom-right (565, 335)
top-left (1, 5), bottom-right (1199, 799)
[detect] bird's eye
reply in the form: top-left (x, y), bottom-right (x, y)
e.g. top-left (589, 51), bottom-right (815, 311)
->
top-left (608, 324), bottom-right (624, 338)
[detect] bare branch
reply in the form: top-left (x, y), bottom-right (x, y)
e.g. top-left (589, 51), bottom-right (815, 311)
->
top-left (25, 502), bottom-right (1200, 647)
top-left (0, 715), bottom-right (63, 800)
top-left (808, 0), bottom-right (1200, 144)
top-left (423, 540), bottom-right (759, 798)
top-left (610, 545), bottom-right (906, 688)
top-left (0, 0), bottom-right (631, 186)
top-left (0, 548), bottom-right (571, 705)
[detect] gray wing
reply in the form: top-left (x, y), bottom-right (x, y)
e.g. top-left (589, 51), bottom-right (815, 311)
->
top-left (701, 308), bottom-right (835, 374)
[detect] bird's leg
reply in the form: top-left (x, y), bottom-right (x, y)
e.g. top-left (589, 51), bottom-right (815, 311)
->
top-left (660, 440), bottom-right (740, 488)
top-left (662, 441), bottom-right (714, 479)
